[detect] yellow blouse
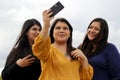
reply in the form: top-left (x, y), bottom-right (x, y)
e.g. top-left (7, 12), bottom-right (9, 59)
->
top-left (32, 34), bottom-right (93, 80)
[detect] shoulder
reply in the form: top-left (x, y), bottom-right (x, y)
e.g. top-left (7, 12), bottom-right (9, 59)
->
top-left (106, 43), bottom-right (119, 51)
top-left (104, 43), bottom-right (120, 57)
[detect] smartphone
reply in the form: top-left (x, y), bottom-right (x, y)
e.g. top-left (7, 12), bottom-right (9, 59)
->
top-left (49, 1), bottom-right (64, 17)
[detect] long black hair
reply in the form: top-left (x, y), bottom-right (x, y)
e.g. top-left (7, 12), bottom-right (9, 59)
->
top-left (78, 18), bottom-right (109, 58)
top-left (5, 19), bottom-right (42, 67)
top-left (50, 18), bottom-right (75, 58)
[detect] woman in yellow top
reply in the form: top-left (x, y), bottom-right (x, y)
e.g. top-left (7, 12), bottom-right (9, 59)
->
top-left (32, 10), bottom-right (93, 80)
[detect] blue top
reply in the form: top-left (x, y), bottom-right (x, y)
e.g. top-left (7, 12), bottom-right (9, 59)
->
top-left (89, 43), bottom-right (120, 80)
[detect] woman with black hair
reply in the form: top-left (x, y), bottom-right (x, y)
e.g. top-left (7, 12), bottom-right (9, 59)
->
top-left (32, 10), bottom-right (93, 80)
top-left (78, 18), bottom-right (120, 80)
top-left (2, 19), bottom-right (42, 80)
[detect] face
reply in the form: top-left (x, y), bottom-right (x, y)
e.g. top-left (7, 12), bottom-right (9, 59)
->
top-left (26, 24), bottom-right (40, 44)
top-left (53, 21), bottom-right (70, 43)
top-left (87, 21), bottom-right (101, 41)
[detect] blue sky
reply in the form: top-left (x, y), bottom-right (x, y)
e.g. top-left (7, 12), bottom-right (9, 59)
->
top-left (0, 0), bottom-right (120, 74)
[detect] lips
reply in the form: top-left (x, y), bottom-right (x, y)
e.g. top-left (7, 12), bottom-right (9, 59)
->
top-left (34, 33), bottom-right (39, 37)
top-left (58, 33), bottom-right (65, 36)
top-left (88, 32), bottom-right (97, 40)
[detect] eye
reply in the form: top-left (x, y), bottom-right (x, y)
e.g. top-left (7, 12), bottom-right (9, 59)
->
top-left (55, 26), bottom-right (69, 31)
top-left (55, 26), bottom-right (61, 30)
top-left (95, 28), bottom-right (100, 31)
top-left (89, 26), bottom-right (100, 31)
top-left (89, 26), bottom-right (93, 29)
top-left (32, 28), bottom-right (36, 30)
top-left (63, 27), bottom-right (69, 30)
top-left (31, 27), bottom-right (40, 32)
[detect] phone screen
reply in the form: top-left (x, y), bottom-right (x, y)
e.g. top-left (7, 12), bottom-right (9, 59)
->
top-left (49, 1), bottom-right (64, 17)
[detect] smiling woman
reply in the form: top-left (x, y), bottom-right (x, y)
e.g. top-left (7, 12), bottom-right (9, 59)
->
top-left (78, 18), bottom-right (120, 80)
top-left (32, 10), bottom-right (93, 80)
top-left (1, 19), bottom-right (42, 80)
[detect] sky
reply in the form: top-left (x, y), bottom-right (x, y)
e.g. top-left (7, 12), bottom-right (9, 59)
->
top-left (0, 0), bottom-right (120, 75)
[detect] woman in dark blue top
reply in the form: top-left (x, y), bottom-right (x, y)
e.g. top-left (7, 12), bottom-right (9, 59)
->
top-left (78, 18), bottom-right (120, 80)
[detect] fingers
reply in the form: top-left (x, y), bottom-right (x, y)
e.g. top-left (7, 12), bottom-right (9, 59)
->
top-left (24, 54), bottom-right (32, 59)
top-left (16, 55), bottom-right (35, 68)
top-left (71, 49), bottom-right (89, 69)
top-left (42, 10), bottom-right (54, 28)
top-left (43, 10), bottom-right (53, 18)
top-left (43, 10), bottom-right (53, 19)
top-left (71, 49), bottom-right (85, 60)
top-left (23, 55), bottom-right (35, 63)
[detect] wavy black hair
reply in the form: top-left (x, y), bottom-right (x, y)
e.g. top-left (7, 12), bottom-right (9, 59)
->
top-left (78, 18), bottom-right (109, 57)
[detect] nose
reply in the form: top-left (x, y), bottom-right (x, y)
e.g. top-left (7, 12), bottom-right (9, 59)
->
top-left (59, 28), bottom-right (64, 32)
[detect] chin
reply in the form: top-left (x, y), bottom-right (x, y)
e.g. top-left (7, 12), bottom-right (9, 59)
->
top-left (88, 37), bottom-right (94, 41)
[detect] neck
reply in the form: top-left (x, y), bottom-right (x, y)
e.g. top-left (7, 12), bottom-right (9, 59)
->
top-left (28, 40), bottom-right (34, 47)
top-left (52, 42), bottom-right (67, 54)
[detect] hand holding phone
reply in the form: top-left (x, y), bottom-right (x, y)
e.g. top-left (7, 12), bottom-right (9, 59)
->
top-left (49, 1), bottom-right (64, 17)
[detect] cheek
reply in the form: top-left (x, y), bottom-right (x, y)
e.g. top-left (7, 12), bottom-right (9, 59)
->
top-left (27, 33), bottom-right (35, 40)
top-left (67, 32), bottom-right (70, 38)
top-left (62, 32), bottom-right (70, 40)
top-left (28, 35), bottom-right (33, 40)
top-left (96, 31), bottom-right (100, 35)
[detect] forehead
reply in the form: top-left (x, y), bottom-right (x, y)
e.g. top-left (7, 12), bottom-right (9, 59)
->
top-left (30, 24), bottom-right (40, 28)
top-left (91, 21), bottom-right (101, 28)
top-left (55, 21), bottom-right (68, 27)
